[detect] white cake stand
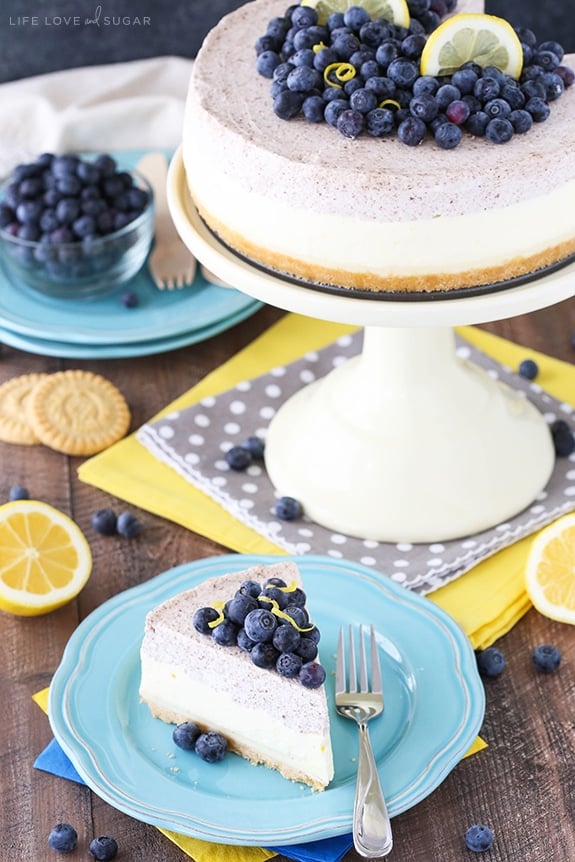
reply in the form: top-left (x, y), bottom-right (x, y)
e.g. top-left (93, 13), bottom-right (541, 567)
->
top-left (168, 148), bottom-right (575, 543)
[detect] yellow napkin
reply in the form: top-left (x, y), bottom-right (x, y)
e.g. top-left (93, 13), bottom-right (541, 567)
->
top-left (79, 314), bottom-right (575, 649)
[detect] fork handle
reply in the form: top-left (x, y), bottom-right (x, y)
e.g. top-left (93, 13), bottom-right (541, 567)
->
top-left (353, 722), bottom-right (393, 858)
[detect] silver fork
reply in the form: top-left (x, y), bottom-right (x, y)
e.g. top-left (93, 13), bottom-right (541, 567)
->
top-left (335, 624), bottom-right (393, 858)
top-left (136, 153), bottom-right (197, 290)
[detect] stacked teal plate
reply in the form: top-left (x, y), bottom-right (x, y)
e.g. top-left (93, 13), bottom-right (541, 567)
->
top-left (0, 150), bottom-right (262, 358)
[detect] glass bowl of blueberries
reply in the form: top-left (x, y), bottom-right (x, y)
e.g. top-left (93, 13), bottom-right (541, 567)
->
top-left (0, 152), bottom-right (153, 300)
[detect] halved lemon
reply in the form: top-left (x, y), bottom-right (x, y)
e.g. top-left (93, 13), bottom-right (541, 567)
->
top-left (0, 499), bottom-right (92, 616)
top-left (301, 0), bottom-right (410, 28)
top-left (420, 13), bottom-right (524, 78)
top-left (525, 513), bottom-right (575, 625)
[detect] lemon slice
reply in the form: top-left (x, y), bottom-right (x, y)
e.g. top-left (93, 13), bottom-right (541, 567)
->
top-left (525, 513), bottom-right (575, 625)
top-left (420, 13), bottom-right (524, 78)
top-left (301, 0), bottom-right (410, 28)
top-left (0, 500), bottom-right (92, 616)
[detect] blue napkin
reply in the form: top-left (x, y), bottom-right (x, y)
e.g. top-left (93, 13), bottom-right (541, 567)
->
top-left (34, 737), bottom-right (353, 862)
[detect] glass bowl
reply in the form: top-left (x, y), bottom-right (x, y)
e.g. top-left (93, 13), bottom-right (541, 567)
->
top-left (0, 159), bottom-right (154, 301)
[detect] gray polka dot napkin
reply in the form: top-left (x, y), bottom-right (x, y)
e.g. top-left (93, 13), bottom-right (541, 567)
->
top-left (137, 332), bottom-right (575, 595)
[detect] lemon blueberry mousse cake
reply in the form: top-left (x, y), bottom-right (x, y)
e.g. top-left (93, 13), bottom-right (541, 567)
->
top-left (139, 561), bottom-right (334, 791)
top-left (182, 0), bottom-right (575, 293)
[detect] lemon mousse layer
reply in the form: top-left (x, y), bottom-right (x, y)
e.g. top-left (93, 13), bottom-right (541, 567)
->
top-left (183, 0), bottom-right (575, 293)
top-left (139, 561), bottom-right (334, 792)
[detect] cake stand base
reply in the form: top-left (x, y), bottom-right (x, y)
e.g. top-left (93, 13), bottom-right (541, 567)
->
top-left (264, 326), bottom-right (555, 542)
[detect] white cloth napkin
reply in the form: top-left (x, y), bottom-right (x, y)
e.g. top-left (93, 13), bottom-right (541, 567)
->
top-left (0, 55), bottom-right (192, 174)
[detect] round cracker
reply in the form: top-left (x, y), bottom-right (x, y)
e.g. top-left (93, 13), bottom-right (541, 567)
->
top-left (28, 370), bottom-right (131, 455)
top-left (0, 373), bottom-right (50, 445)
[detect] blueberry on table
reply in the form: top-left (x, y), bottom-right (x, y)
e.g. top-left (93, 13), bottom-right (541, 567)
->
top-left (91, 508), bottom-right (117, 536)
top-left (173, 721), bottom-right (202, 750)
top-left (518, 358), bottom-right (539, 380)
top-left (225, 445), bottom-right (252, 471)
top-left (88, 835), bottom-right (119, 860)
top-left (8, 484), bottom-right (29, 501)
top-left (274, 496), bottom-right (303, 521)
top-left (195, 731), bottom-right (228, 763)
top-left (48, 822), bottom-right (78, 853)
top-left (465, 824), bottom-right (494, 852)
top-left (116, 511), bottom-right (142, 538)
top-left (532, 644), bottom-right (561, 673)
top-left (476, 646), bottom-right (506, 678)
top-left (550, 419), bottom-right (575, 457)
top-left (242, 435), bottom-right (265, 459)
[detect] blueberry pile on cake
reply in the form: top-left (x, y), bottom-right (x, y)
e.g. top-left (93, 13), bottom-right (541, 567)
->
top-left (182, 0), bottom-right (575, 293)
top-left (139, 561), bottom-right (334, 791)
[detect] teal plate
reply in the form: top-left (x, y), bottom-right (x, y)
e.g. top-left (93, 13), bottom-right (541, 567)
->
top-left (0, 300), bottom-right (262, 358)
top-left (49, 554), bottom-right (485, 846)
top-left (0, 150), bottom-right (257, 345)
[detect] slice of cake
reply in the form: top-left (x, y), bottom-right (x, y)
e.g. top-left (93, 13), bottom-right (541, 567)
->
top-left (139, 561), bottom-right (334, 791)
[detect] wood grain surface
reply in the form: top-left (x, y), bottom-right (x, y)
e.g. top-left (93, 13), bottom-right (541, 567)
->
top-left (1, 300), bottom-right (574, 861)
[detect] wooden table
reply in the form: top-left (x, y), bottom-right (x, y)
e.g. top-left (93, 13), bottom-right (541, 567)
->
top-left (1, 300), bottom-right (574, 861)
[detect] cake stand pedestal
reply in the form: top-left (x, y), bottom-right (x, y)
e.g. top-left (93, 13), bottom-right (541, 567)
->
top-left (168, 148), bottom-right (575, 543)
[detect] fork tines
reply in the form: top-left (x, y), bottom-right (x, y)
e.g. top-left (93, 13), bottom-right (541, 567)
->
top-left (337, 624), bottom-right (382, 695)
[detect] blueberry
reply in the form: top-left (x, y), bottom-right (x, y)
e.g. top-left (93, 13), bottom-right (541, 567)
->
top-left (8, 484), bottom-right (29, 501)
top-left (386, 57), bottom-right (419, 88)
top-left (451, 68), bottom-right (478, 94)
top-left (48, 823), bottom-right (78, 853)
top-left (518, 358), bottom-right (539, 380)
top-left (172, 721), bottom-right (202, 750)
top-left (251, 641), bottom-right (280, 668)
top-left (299, 661), bottom-right (326, 689)
top-left (195, 730), bottom-right (228, 763)
top-left (116, 511), bottom-right (142, 538)
top-left (510, 109), bottom-right (533, 133)
top-left (484, 97), bottom-right (512, 119)
top-left (91, 508), bottom-right (117, 536)
top-left (366, 107), bottom-right (395, 137)
top-left (283, 605), bottom-right (309, 628)
top-left (275, 495), bottom-right (303, 521)
top-left (273, 623), bottom-right (301, 652)
top-left (51, 155), bottom-right (80, 178)
top-left (237, 627), bottom-right (256, 651)
top-left (465, 824), bottom-right (494, 852)
top-left (88, 836), bottom-right (119, 860)
top-left (302, 94), bottom-right (327, 123)
top-left (286, 65), bottom-right (322, 93)
top-left (276, 651), bottom-right (303, 678)
top-left (227, 593), bottom-right (258, 625)
top-left (56, 197), bottom-right (81, 226)
top-left (465, 111), bottom-right (490, 136)
top-left (409, 93), bottom-right (439, 122)
top-left (121, 289), bottom-right (139, 308)
top-left (485, 117), bottom-right (514, 144)
top-left (193, 606), bottom-right (220, 634)
top-left (349, 88), bottom-right (378, 114)
top-left (297, 636), bottom-right (319, 662)
top-left (445, 100), bottom-right (470, 125)
top-left (398, 116), bottom-right (427, 146)
top-left (436, 83), bottom-right (461, 109)
top-left (476, 646), bottom-right (506, 677)
top-left (550, 419), bottom-right (575, 457)
top-left (261, 584), bottom-right (290, 610)
top-left (242, 435), bottom-right (265, 459)
top-left (72, 214), bottom-right (97, 238)
top-left (324, 98), bottom-right (350, 127)
top-left (212, 617), bottom-right (239, 645)
top-left (257, 49), bottom-right (281, 78)
top-left (532, 644), bottom-right (561, 673)
top-left (225, 445), bottom-right (252, 471)
top-left (238, 579), bottom-right (262, 598)
top-left (244, 607), bottom-right (277, 642)
top-left (525, 96), bottom-right (551, 122)
top-left (337, 108), bottom-right (365, 138)
top-left (290, 5), bottom-right (317, 28)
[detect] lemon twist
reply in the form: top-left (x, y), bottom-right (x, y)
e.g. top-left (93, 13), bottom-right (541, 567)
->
top-left (324, 62), bottom-right (356, 88)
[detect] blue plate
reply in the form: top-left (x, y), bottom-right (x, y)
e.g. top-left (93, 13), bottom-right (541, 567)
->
top-left (49, 554), bottom-right (485, 846)
top-left (0, 300), bottom-right (262, 358)
top-left (0, 150), bottom-right (257, 345)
